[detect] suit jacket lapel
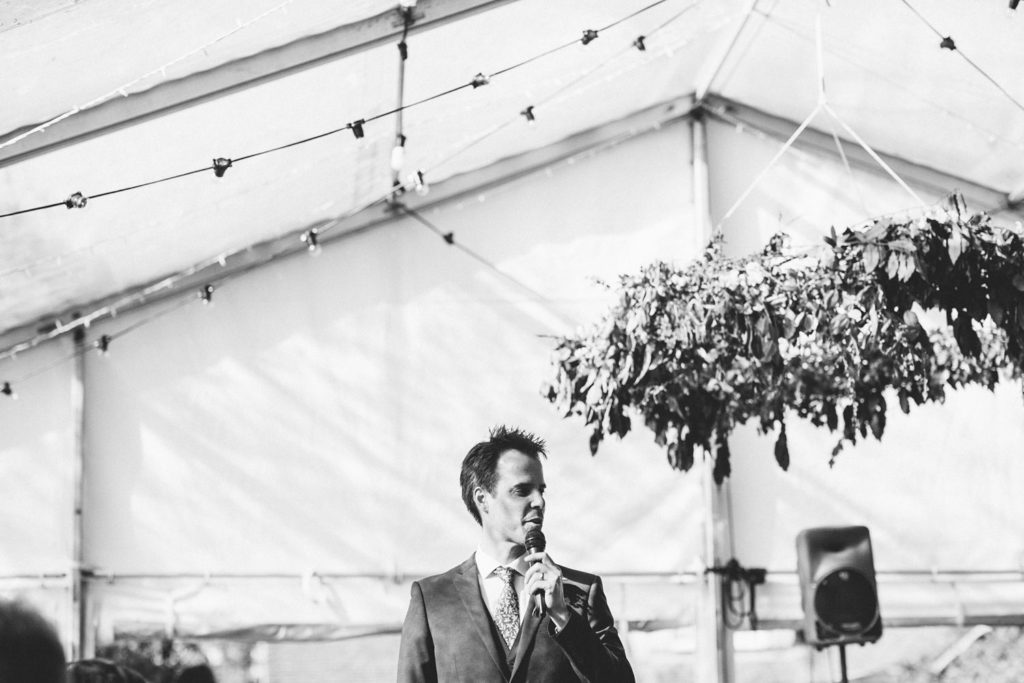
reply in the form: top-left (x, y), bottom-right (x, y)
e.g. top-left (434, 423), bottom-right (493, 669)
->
top-left (509, 597), bottom-right (543, 682)
top-left (453, 556), bottom-right (508, 681)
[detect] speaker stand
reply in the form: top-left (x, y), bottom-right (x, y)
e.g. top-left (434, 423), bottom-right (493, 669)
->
top-left (838, 643), bottom-right (849, 683)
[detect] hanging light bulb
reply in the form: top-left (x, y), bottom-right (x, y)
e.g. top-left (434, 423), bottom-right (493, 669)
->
top-left (199, 284), bottom-right (215, 304)
top-left (96, 335), bottom-right (112, 356)
top-left (301, 228), bottom-right (322, 255)
top-left (521, 106), bottom-right (536, 125)
top-left (391, 134), bottom-right (407, 173)
top-left (408, 170), bottom-right (429, 196)
top-left (1, 381), bottom-right (16, 399)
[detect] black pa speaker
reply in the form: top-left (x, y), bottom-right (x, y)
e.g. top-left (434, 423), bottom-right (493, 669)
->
top-left (796, 526), bottom-right (882, 647)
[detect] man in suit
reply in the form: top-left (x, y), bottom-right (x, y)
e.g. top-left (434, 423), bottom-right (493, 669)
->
top-left (397, 425), bottom-right (634, 683)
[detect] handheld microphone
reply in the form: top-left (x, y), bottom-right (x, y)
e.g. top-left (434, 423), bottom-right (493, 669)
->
top-left (524, 526), bottom-right (547, 616)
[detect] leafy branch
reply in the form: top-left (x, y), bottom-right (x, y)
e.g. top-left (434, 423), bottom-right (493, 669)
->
top-left (546, 195), bottom-right (1024, 482)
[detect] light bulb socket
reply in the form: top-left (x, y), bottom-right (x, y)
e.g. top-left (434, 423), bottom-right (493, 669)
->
top-left (350, 120), bottom-right (366, 139)
top-left (64, 192), bottom-right (88, 209)
top-left (212, 158), bottom-right (233, 177)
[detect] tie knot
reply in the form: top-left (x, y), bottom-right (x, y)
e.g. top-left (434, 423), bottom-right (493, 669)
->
top-left (494, 566), bottom-right (516, 584)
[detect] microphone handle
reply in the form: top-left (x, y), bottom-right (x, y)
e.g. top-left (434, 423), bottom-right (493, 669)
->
top-left (527, 555), bottom-right (547, 616)
top-left (533, 591), bottom-right (546, 617)
top-left (525, 528), bottom-right (547, 617)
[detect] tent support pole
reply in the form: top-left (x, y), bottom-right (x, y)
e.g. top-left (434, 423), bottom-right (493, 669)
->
top-left (691, 114), bottom-right (736, 683)
top-left (70, 327), bottom-right (89, 660)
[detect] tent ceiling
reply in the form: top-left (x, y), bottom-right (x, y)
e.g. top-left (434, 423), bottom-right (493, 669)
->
top-left (2, 0), bottom-right (1023, 344)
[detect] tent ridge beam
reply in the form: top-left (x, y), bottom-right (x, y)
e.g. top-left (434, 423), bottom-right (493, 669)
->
top-left (0, 0), bottom-right (518, 168)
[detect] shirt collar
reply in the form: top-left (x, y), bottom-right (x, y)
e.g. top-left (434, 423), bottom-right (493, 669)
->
top-left (475, 546), bottom-right (528, 578)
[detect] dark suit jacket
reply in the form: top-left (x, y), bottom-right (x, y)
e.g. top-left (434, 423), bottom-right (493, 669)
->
top-left (397, 556), bottom-right (634, 683)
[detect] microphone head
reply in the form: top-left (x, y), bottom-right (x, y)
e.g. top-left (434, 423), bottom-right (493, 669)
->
top-left (525, 526), bottom-right (546, 553)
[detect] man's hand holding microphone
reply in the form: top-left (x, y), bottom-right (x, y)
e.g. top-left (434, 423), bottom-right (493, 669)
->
top-left (523, 522), bottom-right (569, 630)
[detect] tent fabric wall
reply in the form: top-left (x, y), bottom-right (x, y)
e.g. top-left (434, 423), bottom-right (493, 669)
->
top-left (71, 120), bottom-right (705, 638)
top-left (0, 339), bottom-right (76, 574)
top-left (0, 338), bottom-right (78, 650)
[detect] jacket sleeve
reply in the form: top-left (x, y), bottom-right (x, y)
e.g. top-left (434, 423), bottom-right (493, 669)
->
top-left (397, 581), bottom-right (438, 683)
top-left (551, 576), bottom-right (635, 683)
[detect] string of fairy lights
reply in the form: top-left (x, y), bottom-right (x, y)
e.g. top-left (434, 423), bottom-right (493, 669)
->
top-left (0, 0), bottom-right (675, 221)
top-left (0, 0), bottom-right (702, 394)
top-left (4, 0), bottom-right (1020, 223)
top-left (2, 0), bottom-right (1023, 399)
top-left (0, 0), bottom-right (713, 286)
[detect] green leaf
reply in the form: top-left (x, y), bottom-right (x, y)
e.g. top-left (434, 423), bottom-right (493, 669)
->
top-left (887, 238), bottom-right (916, 253)
top-left (948, 230), bottom-right (965, 265)
top-left (774, 424), bottom-right (790, 471)
top-left (679, 439), bottom-right (695, 472)
top-left (636, 343), bottom-right (654, 381)
top-left (886, 251), bottom-right (901, 279)
top-left (712, 440), bottom-right (731, 484)
top-left (666, 442), bottom-right (678, 469)
top-left (863, 245), bottom-right (881, 272)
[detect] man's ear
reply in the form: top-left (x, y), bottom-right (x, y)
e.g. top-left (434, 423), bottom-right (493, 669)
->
top-left (473, 487), bottom-right (489, 515)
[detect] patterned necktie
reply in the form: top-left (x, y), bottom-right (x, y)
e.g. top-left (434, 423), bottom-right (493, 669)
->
top-left (493, 566), bottom-right (520, 648)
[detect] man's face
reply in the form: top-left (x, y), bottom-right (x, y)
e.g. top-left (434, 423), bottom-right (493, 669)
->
top-left (478, 449), bottom-right (546, 546)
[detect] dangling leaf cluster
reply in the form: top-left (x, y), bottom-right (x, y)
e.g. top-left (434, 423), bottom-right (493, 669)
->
top-left (545, 195), bottom-right (1024, 482)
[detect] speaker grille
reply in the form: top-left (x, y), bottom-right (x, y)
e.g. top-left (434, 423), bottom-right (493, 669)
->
top-left (813, 568), bottom-right (879, 637)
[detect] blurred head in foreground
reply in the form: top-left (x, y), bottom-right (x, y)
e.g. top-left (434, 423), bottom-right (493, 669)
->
top-left (0, 598), bottom-right (66, 683)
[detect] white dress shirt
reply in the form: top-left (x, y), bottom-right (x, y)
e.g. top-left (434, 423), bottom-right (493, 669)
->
top-left (475, 548), bottom-right (529, 625)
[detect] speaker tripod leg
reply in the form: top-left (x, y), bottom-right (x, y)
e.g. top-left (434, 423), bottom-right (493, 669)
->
top-left (838, 643), bottom-right (848, 683)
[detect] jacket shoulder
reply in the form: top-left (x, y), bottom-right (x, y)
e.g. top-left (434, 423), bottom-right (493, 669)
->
top-left (413, 557), bottom-right (475, 591)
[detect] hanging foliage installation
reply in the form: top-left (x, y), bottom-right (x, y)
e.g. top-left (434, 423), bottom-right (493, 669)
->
top-left (546, 195), bottom-right (1024, 482)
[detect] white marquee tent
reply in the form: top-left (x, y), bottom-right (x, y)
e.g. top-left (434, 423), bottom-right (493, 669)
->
top-left (2, 1), bottom-right (1023, 681)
